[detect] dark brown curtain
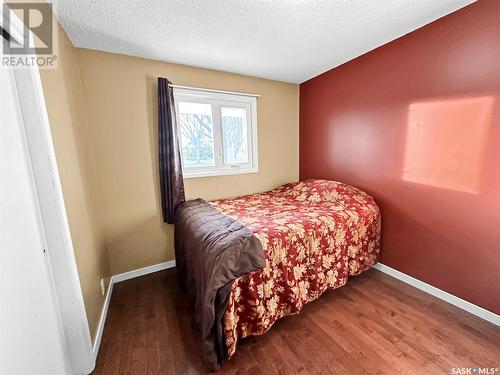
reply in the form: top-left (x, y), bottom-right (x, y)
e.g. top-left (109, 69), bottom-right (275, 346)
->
top-left (158, 77), bottom-right (185, 224)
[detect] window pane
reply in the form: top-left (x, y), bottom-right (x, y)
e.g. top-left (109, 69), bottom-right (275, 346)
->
top-left (221, 107), bottom-right (248, 164)
top-left (178, 102), bottom-right (215, 167)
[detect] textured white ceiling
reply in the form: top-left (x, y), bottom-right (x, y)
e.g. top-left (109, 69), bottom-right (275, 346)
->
top-left (52, 0), bottom-right (474, 83)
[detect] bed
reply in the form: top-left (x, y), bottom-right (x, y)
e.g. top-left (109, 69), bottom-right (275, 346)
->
top-left (175, 179), bottom-right (381, 369)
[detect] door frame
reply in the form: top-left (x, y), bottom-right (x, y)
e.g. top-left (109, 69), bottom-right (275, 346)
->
top-left (1, 3), bottom-right (95, 374)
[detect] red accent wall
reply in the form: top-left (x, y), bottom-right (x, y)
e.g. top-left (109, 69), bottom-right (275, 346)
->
top-left (300, 0), bottom-right (500, 313)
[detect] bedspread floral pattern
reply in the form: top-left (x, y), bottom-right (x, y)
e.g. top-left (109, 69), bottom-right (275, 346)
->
top-left (211, 179), bottom-right (381, 359)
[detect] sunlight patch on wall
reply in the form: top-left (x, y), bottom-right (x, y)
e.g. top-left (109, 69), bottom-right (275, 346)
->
top-left (402, 96), bottom-right (494, 194)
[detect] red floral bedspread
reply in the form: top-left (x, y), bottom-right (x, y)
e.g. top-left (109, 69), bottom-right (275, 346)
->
top-left (211, 179), bottom-right (381, 359)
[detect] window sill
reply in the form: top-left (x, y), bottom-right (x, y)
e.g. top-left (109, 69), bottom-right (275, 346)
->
top-left (183, 167), bottom-right (258, 179)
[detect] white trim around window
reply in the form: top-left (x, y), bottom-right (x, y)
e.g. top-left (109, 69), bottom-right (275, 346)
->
top-left (173, 87), bottom-right (258, 179)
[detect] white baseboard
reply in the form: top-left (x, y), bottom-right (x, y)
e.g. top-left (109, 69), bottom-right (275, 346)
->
top-left (111, 260), bottom-right (176, 284)
top-left (92, 280), bottom-right (113, 361)
top-left (91, 260), bottom-right (176, 366)
top-left (373, 263), bottom-right (499, 326)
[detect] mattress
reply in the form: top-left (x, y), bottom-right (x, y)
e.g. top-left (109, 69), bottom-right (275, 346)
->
top-left (211, 179), bottom-right (381, 358)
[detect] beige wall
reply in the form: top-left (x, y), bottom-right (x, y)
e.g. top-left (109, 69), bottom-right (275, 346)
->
top-left (77, 50), bottom-right (299, 275)
top-left (38, 9), bottom-right (297, 345)
top-left (39, 28), bottom-right (110, 340)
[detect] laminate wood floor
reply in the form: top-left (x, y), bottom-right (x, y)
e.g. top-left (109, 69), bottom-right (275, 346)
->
top-left (93, 268), bottom-right (499, 375)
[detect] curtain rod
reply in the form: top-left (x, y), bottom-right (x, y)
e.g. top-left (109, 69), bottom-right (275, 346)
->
top-left (170, 84), bottom-right (260, 98)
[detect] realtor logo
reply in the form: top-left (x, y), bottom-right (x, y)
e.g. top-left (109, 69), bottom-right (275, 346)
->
top-left (2, 2), bottom-right (58, 68)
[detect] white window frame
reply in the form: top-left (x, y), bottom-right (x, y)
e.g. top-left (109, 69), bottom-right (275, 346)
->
top-left (173, 87), bottom-right (258, 178)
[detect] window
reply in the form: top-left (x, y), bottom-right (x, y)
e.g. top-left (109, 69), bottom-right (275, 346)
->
top-left (173, 87), bottom-right (258, 178)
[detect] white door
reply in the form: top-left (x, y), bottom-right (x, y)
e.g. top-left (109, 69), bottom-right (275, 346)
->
top-left (0, 64), bottom-right (71, 374)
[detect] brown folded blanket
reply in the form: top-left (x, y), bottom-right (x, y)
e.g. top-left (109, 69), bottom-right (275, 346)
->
top-left (174, 199), bottom-right (265, 370)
